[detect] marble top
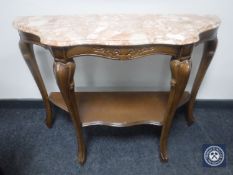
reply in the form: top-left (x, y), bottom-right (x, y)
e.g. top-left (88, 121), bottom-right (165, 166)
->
top-left (13, 14), bottom-right (220, 47)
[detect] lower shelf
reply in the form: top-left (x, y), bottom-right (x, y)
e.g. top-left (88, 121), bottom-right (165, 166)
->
top-left (49, 91), bottom-right (190, 127)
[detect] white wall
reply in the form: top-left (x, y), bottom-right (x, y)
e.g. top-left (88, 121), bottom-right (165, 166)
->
top-left (0, 0), bottom-right (232, 99)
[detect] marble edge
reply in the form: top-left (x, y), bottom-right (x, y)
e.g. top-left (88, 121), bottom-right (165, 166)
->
top-left (13, 14), bottom-right (221, 47)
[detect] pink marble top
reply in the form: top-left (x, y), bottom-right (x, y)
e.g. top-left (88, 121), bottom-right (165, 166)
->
top-left (13, 14), bottom-right (220, 47)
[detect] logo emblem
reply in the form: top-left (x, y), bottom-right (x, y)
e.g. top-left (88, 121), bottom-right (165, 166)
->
top-left (203, 144), bottom-right (226, 167)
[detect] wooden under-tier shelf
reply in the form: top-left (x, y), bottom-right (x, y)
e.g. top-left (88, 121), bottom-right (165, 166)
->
top-left (49, 91), bottom-right (190, 127)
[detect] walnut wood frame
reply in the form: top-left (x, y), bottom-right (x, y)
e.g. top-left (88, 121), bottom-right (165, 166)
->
top-left (18, 28), bottom-right (218, 165)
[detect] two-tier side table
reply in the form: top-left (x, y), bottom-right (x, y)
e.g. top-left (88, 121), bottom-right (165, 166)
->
top-left (13, 14), bottom-right (220, 165)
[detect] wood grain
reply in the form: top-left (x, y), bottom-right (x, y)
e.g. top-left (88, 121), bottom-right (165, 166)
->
top-left (53, 60), bottom-right (86, 164)
top-left (19, 40), bottom-right (53, 128)
top-left (186, 38), bottom-right (218, 125)
top-left (49, 91), bottom-right (190, 127)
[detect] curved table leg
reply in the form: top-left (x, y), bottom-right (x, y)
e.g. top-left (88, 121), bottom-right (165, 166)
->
top-left (186, 38), bottom-right (218, 125)
top-left (53, 59), bottom-right (86, 165)
top-left (19, 40), bottom-right (53, 128)
top-left (160, 58), bottom-right (192, 161)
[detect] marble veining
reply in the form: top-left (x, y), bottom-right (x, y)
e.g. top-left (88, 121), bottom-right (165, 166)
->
top-left (13, 14), bottom-right (221, 46)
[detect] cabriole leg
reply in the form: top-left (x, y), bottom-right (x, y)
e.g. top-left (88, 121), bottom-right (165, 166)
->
top-left (53, 59), bottom-right (86, 165)
top-left (160, 58), bottom-right (192, 161)
top-left (19, 40), bottom-right (53, 128)
top-left (186, 38), bottom-right (218, 125)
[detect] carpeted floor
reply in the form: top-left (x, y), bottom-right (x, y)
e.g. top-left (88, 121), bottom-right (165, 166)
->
top-left (0, 102), bottom-right (232, 175)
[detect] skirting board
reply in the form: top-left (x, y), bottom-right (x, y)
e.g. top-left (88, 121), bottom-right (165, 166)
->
top-left (0, 99), bottom-right (232, 109)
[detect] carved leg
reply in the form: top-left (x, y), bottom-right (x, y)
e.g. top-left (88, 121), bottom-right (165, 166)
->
top-left (19, 40), bottom-right (53, 128)
top-left (160, 59), bottom-right (192, 161)
top-left (53, 60), bottom-right (86, 165)
top-left (186, 38), bottom-right (218, 125)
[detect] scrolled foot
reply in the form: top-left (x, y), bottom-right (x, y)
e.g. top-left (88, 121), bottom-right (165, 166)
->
top-left (160, 152), bottom-right (168, 162)
top-left (45, 117), bottom-right (53, 128)
top-left (160, 142), bottom-right (168, 162)
top-left (44, 106), bottom-right (53, 128)
top-left (77, 147), bottom-right (86, 165)
top-left (186, 103), bottom-right (195, 126)
top-left (187, 115), bottom-right (195, 126)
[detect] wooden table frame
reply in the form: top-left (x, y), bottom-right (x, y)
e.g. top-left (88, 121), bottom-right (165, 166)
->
top-left (18, 28), bottom-right (218, 165)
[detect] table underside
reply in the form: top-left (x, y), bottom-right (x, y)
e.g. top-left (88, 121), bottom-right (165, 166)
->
top-left (49, 91), bottom-right (190, 127)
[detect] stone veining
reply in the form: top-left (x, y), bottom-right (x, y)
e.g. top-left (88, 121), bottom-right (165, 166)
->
top-left (13, 14), bottom-right (221, 46)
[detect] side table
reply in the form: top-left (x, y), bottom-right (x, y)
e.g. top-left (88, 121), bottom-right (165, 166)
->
top-left (13, 14), bottom-right (220, 164)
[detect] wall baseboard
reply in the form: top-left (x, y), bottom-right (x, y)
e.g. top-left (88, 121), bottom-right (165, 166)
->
top-left (0, 99), bottom-right (233, 109)
top-left (0, 100), bottom-right (44, 109)
top-left (194, 100), bottom-right (233, 109)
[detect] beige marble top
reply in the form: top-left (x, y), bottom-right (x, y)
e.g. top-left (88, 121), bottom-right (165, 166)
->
top-left (13, 14), bottom-right (220, 47)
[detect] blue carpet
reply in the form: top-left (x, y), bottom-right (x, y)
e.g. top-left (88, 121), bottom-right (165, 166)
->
top-left (0, 103), bottom-right (232, 175)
